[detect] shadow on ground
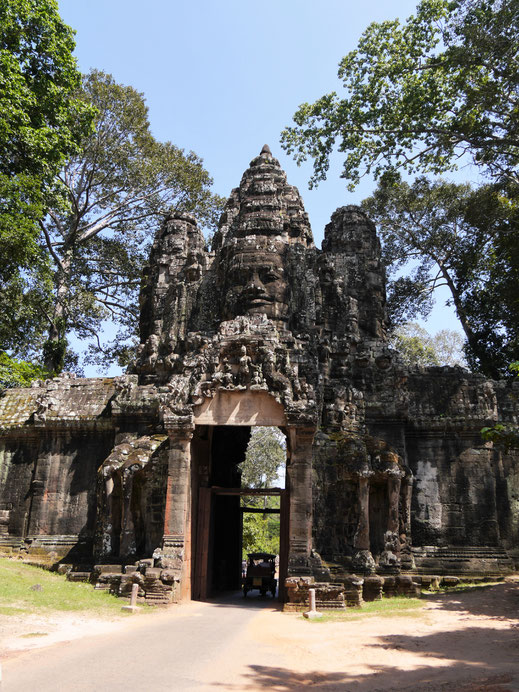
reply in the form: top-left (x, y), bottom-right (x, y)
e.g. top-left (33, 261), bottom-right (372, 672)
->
top-left (212, 582), bottom-right (519, 691)
top-left (228, 666), bottom-right (515, 691)
top-left (426, 581), bottom-right (519, 620)
top-left (207, 589), bottom-right (282, 610)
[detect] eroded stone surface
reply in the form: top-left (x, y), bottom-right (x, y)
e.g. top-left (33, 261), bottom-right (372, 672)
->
top-left (0, 146), bottom-right (518, 606)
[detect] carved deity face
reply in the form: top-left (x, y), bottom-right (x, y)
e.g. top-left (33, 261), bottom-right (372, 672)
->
top-left (222, 240), bottom-right (289, 321)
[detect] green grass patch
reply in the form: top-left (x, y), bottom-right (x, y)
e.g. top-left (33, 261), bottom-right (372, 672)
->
top-left (302, 596), bottom-right (425, 623)
top-left (0, 558), bottom-right (132, 616)
top-left (425, 580), bottom-right (504, 596)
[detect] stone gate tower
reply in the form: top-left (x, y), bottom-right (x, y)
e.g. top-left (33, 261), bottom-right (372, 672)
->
top-left (0, 147), bottom-right (518, 604)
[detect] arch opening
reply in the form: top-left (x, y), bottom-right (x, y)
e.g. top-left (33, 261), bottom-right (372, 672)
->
top-left (191, 421), bottom-right (289, 602)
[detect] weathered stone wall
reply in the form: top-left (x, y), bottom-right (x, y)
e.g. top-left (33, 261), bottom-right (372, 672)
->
top-left (0, 145), bottom-right (518, 592)
top-left (0, 430), bottom-right (115, 560)
top-left (0, 435), bottom-right (40, 539)
top-left (494, 376), bottom-right (519, 560)
top-left (403, 370), bottom-right (517, 549)
top-left (312, 433), bottom-right (360, 559)
top-left (0, 377), bottom-right (117, 561)
top-left (406, 430), bottom-right (501, 545)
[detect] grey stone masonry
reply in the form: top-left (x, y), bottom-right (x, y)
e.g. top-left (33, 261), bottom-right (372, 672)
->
top-left (0, 146), bottom-right (518, 606)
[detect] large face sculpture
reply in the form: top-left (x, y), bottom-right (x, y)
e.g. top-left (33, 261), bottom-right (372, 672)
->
top-left (221, 238), bottom-right (289, 322)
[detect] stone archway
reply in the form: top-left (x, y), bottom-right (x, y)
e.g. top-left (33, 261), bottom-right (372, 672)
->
top-left (161, 390), bottom-right (315, 602)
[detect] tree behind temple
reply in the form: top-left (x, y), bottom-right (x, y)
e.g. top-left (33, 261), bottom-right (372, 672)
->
top-left (362, 175), bottom-right (518, 378)
top-left (240, 427), bottom-right (286, 489)
top-left (281, 0), bottom-right (519, 189)
top-left (39, 70), bottom-right (225, 372)
top-left (390, 323), bottom-right (466, 368)
top-left (0, 0), bottom-right (93, 370)
top-left (240, 427), bottom-right (285, 557)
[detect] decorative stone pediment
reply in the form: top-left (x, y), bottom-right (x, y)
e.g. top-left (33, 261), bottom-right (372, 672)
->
top-left (193, 390), bottom-right (286, 427)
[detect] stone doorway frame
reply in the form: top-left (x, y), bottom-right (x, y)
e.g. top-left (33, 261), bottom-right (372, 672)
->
top-left (193, 487), bottom-right (288, 602)
top-left (161, 390), bottom-right (316, 602)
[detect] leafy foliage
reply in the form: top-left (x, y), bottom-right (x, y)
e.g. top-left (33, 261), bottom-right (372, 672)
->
top-left (0, 0), bottom-right (93, 277)
top-left (242, 505), bottom-right (280, 559)
top-left (432, 328), bottom-right (468, 367)
top-left (363, 174), bottom-right (473, 323)
top-left (0, 263), bottom-right (53, 360)
top-left (456, 184), bottom-right (519, 375)
top-left (281, 0), bottom-right (518, 378)
top-left (240, 427), bottom-right (285, 557)
top-left (281, 0), bottom-right (519, 189)
top-left (390, 323), bottom-right (466, 367)
top-left (39, 70), bottom-right (225, 372)
top-left (362, 175), bottom-right (518, 378)
top-left (0, 0), bottom-right (93, 367)
top-left (240, 426), bottom-right (286, 489)
top-left (0, 352), bottom-right (47, 390)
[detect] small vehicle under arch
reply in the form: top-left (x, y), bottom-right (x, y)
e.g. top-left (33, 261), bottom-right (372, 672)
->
top-left (242, 552), bottom-right (277, 598)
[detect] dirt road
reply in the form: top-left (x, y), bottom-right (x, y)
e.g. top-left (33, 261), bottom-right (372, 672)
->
top-left (2, 583), bottom-right (519, 691)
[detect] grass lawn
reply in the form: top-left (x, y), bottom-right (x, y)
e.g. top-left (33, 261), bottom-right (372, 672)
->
top-left (0, 558), bottom-right (129, 616)
top-left (425, 580), bottom-right (504, 594)
top-left (302, 596), bottom-right (425, 623)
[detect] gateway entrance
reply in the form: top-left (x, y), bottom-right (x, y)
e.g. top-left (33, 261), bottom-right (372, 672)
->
top-left (190, 423), bottom-right (289, 602)
top-left (162, 390), bottom-right (315, 603)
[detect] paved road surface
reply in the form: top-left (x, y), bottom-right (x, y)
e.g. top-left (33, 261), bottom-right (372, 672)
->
top-left (2, 593), bottom-right (281, 691)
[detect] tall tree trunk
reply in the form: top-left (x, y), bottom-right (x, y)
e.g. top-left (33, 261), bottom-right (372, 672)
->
top-left (43, 251), bottom-right (71, 373)
top-left (439, 265), bottom-right (499, 379)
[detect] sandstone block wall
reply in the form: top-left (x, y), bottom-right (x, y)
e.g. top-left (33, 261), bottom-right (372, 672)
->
top-left (0, 147), bottom-right (518, 589)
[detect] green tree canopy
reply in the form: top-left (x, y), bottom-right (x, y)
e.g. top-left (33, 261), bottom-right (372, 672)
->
top-left (362, 175), bottom-right (518, 378)
top-left (281, 0), bottom-right (519, 189)
top-left (390, 322), bottom-right (466, 368)
top-left (0, 351), bottom-right (46, 390)
top-left (0, 0), bottom-right (93, 383)
top-left (240, 427), bottom-right (285, 557)
top-left (455, 183), bottom-right (519, 374)
top-left (0, 0), bottom-right (93, 279)
top-left (38, 70), bottom-right (225, 373)
top-left (240, 427), bottom-right (286, 490)
top-left (242, 510), bottom-right (280, 559)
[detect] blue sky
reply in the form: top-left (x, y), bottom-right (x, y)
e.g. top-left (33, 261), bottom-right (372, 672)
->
top-left (57, 0), bottom-right (465, 373)
top-left (57, 0), bottom-right (422, 240)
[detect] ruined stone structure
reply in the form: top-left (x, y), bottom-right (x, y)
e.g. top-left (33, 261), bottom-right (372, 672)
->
top-left (1, 146), bottom-right (518, 605)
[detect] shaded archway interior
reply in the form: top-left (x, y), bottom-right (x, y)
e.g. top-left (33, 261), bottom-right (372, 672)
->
top-left (190, 422), bottom-right (288, 601)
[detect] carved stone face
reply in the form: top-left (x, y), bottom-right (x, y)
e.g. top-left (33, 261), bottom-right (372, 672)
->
top-left (222, 241), bottom-right (289, 321)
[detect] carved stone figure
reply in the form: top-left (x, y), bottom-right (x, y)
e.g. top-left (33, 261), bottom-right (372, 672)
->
top-left (221, 238), bottom-right (290, 323)
top-left (0, 146), bottom-right (518, 607)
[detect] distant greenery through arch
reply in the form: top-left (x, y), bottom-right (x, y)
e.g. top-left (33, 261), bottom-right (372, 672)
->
top-left (240, 427), bottom-right (285, 559)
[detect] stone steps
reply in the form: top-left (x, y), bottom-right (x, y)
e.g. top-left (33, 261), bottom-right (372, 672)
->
top-left (414, 546), bottom-right (510, 556)
top-left (25, 535), bottom-right (80, 547)
top-left (0, 537), bottom-right (24, 555)
top-left (66, 572), bottom-right (92, 582)
top-left (411, 545), bottom-right (514, 575)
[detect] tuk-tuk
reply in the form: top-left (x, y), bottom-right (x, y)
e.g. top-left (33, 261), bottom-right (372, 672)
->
top-left (243, 552), bottom-right (277, 597)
